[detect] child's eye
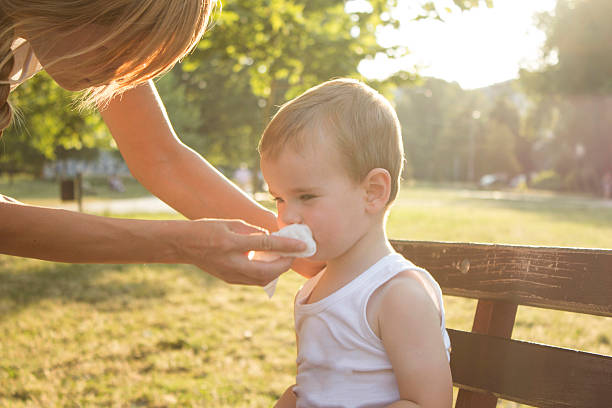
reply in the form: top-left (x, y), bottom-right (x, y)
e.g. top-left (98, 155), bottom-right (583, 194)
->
top-left (273, 197), bottom-right (285, 204)
top-left (300, 194), bottom-right (316, 201)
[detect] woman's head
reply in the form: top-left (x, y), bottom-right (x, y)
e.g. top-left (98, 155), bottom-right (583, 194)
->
top-left (0, 0), bottom-right (216, 132)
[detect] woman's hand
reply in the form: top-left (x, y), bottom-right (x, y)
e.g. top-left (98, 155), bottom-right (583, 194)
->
top-left (178, 218), bottom-right (307, 286)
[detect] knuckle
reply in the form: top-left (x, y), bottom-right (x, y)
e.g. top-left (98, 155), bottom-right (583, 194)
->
top-left (261, 234), bottom-right (273, 251)
top-left (218, 235), bottom-right (236, 252)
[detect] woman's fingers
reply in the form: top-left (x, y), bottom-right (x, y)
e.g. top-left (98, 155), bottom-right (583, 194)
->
top-left (235, 231), bottom-right (307, 254)
top-left (197, 250), bottom-right (293, 286)
top-left (186, 219), bottom-right (301, 286)
top-left (235, 255), bottom-right (295, 285)
top-left (224, 219), bottom-right (306, 254)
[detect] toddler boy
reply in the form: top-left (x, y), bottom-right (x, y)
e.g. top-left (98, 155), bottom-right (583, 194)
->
top-left (259, 78), bottom-right (452, 408)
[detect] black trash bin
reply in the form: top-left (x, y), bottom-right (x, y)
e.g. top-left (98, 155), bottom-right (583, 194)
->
top-left (60, 179), bottom-right (75, 201)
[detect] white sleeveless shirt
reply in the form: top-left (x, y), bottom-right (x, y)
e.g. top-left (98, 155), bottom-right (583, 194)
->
top-left (293, 253), bottom-right (451, 408)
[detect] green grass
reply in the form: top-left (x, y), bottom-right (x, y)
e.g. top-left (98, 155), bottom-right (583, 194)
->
top-left (388, 183), bottom-right (612, 248)
top-left (0, 261), bottom-right (298, 407)
top-left (1, 182), bottom-right (611, 407)
top-left (0, 174), bottom-right (151, 201)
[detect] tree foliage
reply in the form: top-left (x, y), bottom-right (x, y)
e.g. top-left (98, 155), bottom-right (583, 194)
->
top-left (159, 0), bottom-right (413, 170)
top-left (522, 0), bottom-right (612, 95)
top-left (1, 73), bottom-right (108, 177)
top-left (4, 0), bottom-right (488, 178)
top-left (520, 0), bottom-right (612, 193)
top-left (396, 78), bottom-right (525, 183)
top-left (158, 0), bottom-right (491, 171)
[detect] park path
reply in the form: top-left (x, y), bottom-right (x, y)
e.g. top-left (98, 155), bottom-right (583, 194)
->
top-left (395, 188), bottom-right (612, 209)
top-left (87, 196), bottom-right (177, 214)
top-left (49, 189), bottom-right (612, 215)
top-left (54, 196), bottom-right (178, 215)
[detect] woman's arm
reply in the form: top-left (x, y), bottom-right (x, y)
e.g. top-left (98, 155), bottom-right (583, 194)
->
top-left (378, 275), bottom-right (453, 408)
top-left (99, 81), bottom-right (323, 277)
top-left (0, 197), bottom-right (304, 285)
top-left (99, 81), bottom-right (275, 226)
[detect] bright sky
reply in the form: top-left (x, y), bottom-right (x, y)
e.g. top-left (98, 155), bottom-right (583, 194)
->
top-left (357, 0), bottom-right (557, 89)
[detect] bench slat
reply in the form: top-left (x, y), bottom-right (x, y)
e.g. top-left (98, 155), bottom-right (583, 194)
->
top-left (391, 240), bottom-right (612, 317)
top-left (449, 329), bottom-right (612, 408)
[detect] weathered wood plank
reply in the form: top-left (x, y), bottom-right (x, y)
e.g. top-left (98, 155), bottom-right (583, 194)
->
top-left (449, 329), bottom-right (612, 408)
top-left (391, 240), bottom-right (612, 317)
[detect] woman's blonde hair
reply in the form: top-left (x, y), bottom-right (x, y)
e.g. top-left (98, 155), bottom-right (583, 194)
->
top-left (0, 0), bottom-right (216, 135)
top-left (259, 78), bottom-right (405, 205)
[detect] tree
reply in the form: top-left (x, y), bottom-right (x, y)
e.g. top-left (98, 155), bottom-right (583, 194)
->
top-left (475, 118), bottom-right (520, 179)
top-left (158, 0), bottom-right (489, 172)
top-left (0, 124), bottom-right (45, 181)
top-left (395, 78), bottom-right (504, 183)
top-left (1, 72), bottom-right (109, 177)
top-left (159, 0), bottom-right (406, 172)
top-left (396, 78), bottom-right (466, 181)
top-left (520, 0), bottom-right (612, 193)
top-left (488, 96), bottom-right (527, 179)
top-left (526, 0), bottom-right (612, 94)
top-left (3, 0), bottom-right (489, 179)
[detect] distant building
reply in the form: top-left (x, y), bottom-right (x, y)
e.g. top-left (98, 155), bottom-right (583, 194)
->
top-left (42, 151), bottom-right (131, 179)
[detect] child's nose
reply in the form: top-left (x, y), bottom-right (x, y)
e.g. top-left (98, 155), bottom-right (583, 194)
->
top-left (280, 206), bottom-right (302, 225)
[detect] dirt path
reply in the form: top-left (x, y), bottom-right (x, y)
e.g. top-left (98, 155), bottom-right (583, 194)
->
top-left (48, 196), bottom-right (178, 215)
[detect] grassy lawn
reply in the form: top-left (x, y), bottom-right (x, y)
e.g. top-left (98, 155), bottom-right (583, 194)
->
top-left (0, 174), bottom-right (151, 202)
top-left (1, 181), bottom-right (611, 407)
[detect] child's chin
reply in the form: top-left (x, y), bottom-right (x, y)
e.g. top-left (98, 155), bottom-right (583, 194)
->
top-left (306, 252), bottom-right (324, 262)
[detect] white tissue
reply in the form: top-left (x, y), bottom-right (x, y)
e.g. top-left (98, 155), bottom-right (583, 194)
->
top-left (271, 224), bottom-right (317, 258)
top-left (262, 277), bottom-right (279, 298)
top-left (250, 224), bottom-right (317, 298)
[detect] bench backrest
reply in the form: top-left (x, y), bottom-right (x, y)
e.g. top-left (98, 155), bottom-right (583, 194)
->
top-left (391, 240), bottom-right (612, 408)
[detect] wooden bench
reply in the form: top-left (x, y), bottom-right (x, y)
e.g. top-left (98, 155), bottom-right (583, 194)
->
top-left (390, 240), bottom-right (612, 408)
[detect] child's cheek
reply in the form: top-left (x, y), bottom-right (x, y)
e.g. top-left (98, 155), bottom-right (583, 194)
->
top-left (305, 222), bottom-right (326, 257)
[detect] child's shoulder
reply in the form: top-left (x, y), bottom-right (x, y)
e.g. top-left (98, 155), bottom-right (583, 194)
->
top-left (366, 266), bottom-right (442, 339)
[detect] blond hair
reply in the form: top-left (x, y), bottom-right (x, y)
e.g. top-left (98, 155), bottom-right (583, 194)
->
top-left (0, 0), bottom-right (216, 135)
top-left (259, 78), bottom-right (404, 204)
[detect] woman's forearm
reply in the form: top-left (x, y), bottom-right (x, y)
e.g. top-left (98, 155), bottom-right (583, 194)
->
top-left (1, 199), bottom-right (307, 285)
top-left (139, 142), bottom-right (278, 230)
top-left (100, 81), bottom-right (278, 232)
top-left (0, 200), bottom-right (183, 264)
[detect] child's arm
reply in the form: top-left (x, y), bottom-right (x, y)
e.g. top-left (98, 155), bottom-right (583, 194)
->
top-left (378, 274), bottom-right (453, 408)
top-left (274, 385), bottom-right (297, 408)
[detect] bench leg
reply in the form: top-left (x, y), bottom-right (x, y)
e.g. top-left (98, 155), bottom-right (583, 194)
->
top-left (455, 299), bottom-right (518, 408)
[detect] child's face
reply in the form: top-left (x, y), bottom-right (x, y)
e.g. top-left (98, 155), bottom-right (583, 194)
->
top-left (261, 142), bottom-right (371, 262)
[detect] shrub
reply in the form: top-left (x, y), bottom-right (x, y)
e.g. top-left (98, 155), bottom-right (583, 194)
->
top-left (531, 170), bottom-right (563, 191)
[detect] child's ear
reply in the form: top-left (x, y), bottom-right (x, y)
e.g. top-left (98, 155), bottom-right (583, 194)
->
top-left (362, 168), bottom-right (391, 213)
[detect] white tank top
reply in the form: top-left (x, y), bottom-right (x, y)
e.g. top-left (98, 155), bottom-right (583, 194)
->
top-left (293, 253), bottom-right (451, 408)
